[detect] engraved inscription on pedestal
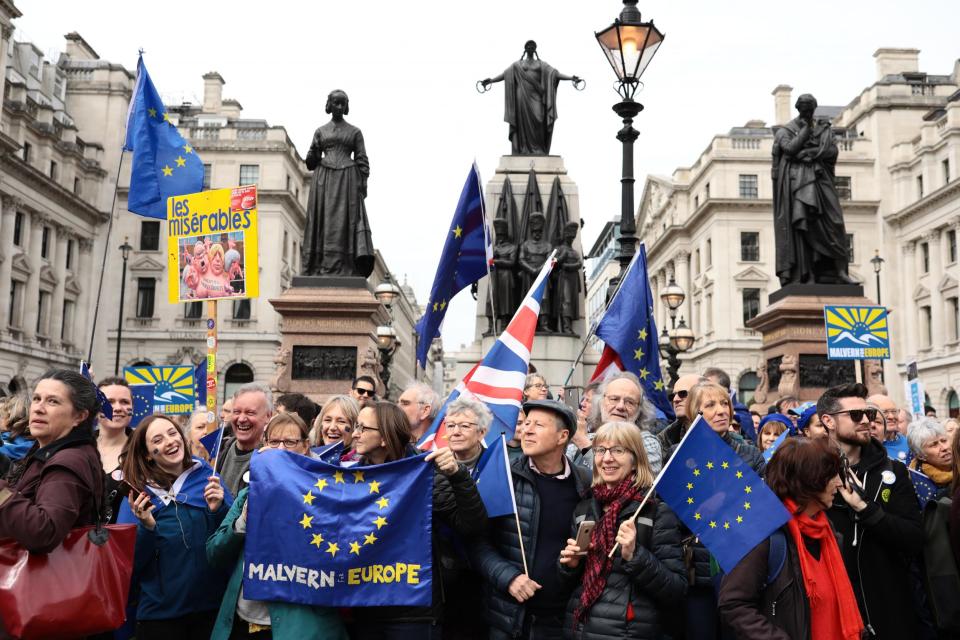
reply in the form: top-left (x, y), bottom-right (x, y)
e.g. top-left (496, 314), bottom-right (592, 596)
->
top-left (291, 346), bottom-right (357, 381)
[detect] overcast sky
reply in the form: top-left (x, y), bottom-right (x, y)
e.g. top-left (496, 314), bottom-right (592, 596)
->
top-left (17, 0), bottom-right (960, 353)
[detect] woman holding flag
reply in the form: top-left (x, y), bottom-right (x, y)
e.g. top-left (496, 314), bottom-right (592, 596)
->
top-left (558, 421), bottom-right (686, 639)
top-left (120, 414), bottom-right (233, 639)
top-left (718, 437), bottom-right (864, 640)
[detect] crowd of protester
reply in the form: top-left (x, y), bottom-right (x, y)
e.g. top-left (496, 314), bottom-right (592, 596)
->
top-left (1, 365), bottom-right (959, 639)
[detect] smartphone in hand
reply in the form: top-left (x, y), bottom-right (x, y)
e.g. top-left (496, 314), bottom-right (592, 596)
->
top-left (574, 520), bottom-right (596, 556)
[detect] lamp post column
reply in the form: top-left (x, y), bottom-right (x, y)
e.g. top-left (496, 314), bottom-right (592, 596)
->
top-left (607, 100), bottom-right (644, 301)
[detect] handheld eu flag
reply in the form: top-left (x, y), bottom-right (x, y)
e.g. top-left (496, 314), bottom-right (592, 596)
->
top-left (415, 164), bottom-right (490, 368)
top-left (130, 383), bottom-right (155, 429)
top-left (244, 451), bottom-right (434, 607)
top-left (473, 434), bottom-right (517, 518)
top-left (125, 56), bottom-right (204, 219)
top-left (656, 417), bottom-right (791, 572)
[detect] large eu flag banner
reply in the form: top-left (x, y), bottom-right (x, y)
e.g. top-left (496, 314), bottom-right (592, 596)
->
top-left (244, 451), bottom-right (434, 607)
top-left (657, 418), bottom-right (791, 572)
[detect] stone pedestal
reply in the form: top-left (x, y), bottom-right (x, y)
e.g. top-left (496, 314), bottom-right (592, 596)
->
top-left (746, 284), bottom-right (872, 408)
top-left (269, 277), bottom-right (389, 403)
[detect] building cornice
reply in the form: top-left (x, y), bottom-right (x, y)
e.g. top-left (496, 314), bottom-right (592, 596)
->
top-left (0, 154), bottom-right (110, 225)
top-left (885, 179), bottom-right (960, 227)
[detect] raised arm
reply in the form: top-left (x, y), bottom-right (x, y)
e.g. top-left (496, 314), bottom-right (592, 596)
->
top-left (480, 73), bottom-right (506, 90)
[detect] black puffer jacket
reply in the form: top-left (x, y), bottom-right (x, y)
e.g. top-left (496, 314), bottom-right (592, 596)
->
top-left (664, 430), bottom-right (766, 587)
top-left (559, 497), bottom-right (687, 640)
top-left (470, 455), bottom-right (592, 640)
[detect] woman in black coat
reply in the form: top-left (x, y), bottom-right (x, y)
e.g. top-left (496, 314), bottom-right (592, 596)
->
top-left (558, 421), bottom-right (686, 639)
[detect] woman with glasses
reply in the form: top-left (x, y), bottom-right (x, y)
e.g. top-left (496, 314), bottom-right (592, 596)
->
top-left (311, 395), bottom-right (360, 462)
top-left (351, 401), bottom-right (487, 639)
top-left (207, 413), bottom-right (348, 639)
top-left (445, 397), bottom-right (491, 474)
top-left (119, 414), bottom-right (233, 640)
top-left (559, 421), bottom-right (686, 639)
top-left (523, 373), bottom-right (549, 401)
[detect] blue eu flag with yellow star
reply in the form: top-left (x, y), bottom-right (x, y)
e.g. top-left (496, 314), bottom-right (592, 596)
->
top-left (130, 383), bottom-right (155, 429)
top-left (657, 417), bottom-right (791, 572)
top-left (415, 164), bottom-right (490, 368)
top-left (124, 55), bottom-right (204, 219)
top-left (243, 450), bottom-right (434, 606)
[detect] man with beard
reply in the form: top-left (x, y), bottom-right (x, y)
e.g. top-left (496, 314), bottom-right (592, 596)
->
top-left (591, 373), bottom-right (662, 473)
top-left (820, 383), bottom-right (923, 638)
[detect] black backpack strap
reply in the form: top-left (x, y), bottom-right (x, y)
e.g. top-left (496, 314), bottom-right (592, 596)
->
top-left (765, 529), bottom-right (788, 587)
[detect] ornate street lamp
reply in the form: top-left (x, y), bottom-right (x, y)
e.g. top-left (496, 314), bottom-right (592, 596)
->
top-left (660, 276), bottom-right (685, 312)
top-left (374, 272), bottom-right (401, 308)
top-left (656, 274), bottom-right (694, 387)
top-left (375, 271), bottom-right (402, 397)
top-left (114, 237), bottom-right (133, 375)
top-left (596, 0), bottom-right (665, 300)
top-left (870, 250), bottom-right (885, 305)
top-left (670, 318), bottom-right (695, 353)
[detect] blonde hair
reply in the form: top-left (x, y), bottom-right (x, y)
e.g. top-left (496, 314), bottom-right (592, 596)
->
top-left (591, 421), bottom-right (654, 489)
top-left (310, 394), bottom-right (360, 446)
top-left (685, 382), bottom-right (731, 424)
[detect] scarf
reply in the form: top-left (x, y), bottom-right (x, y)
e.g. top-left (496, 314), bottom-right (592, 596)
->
top-left (782, 498), bottom-right (863, 640)
top-left (911, 458), bottom-right (953, 487)
top-left (574, 478), bottom-right (644, 626)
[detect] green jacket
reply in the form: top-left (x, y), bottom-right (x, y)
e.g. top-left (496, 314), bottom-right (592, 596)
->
top-left (206, 488), bottom-right (349, 640)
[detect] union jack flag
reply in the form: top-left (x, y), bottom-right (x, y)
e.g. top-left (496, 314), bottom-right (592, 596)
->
top-left (419, 252), bottom-right (556, 451)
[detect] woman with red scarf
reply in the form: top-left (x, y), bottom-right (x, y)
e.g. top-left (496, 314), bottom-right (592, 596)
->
top-left (558, 421), bottom-right (686, 639)
top-left (718, 437), bottom-right (864, 640)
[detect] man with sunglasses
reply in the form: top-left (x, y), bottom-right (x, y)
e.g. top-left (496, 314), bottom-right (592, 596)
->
top-left (350, 375), bottom-right (377, 408)
top-left (657, 374), bottom-right (705, 459)
top-left (820, 383), bottom-right (923, 639)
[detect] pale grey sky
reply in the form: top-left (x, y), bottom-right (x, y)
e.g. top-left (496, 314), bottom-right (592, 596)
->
top-left (17, 0), bottom-right (960, 352)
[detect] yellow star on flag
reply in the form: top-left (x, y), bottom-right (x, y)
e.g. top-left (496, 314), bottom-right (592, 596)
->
top-left (721, 461), bottom-right (729, 469)
top-left (353, 471), bottom-right (365, 483)
top-left (183, 144), bottom-right (193, 154)
top-left (325, 542), bottom-right (339, 557)
top-left (637, 328), bottom-right (648, 340)
top-left (302, 491), bottom-right (315, 505)
top-left (723, 522), bottom-right (730, 530)
top-left (315, 478), bottom-right (328, 491)
top-left (634, 347), bottom-right (645, 360)
top-left (439, 299), bottom-right (447, 311)
top-left (147, 107), bottom-right (157, 118)
top-left (686, 482), bottom-right (693, 490)
top-left (373, 516), bottom-right (387, 530)
top-left (654, 379), bottom-right (666, 391)
top-left (162, 112), bottom-right (172, 122)
top-left (364, 533), bottom-right (377, 545)
top-left (299, 514), bottom-right (313, 529)
top-left (687, 497), bottom-right (694, 504)
top-left (744, 485), bottom-right (752, 494)
top-left (709, 521), bottom-right (717, 529)
top-left (333, 471), bottom-right (344, 484)
top-left (736, 515), bottom-right (743, 524)
top-left (706, 461), bottom-right (714, 470)
top-left (376, 497), bottom-right (389, 509)
top-left (452, 225), bottom-right (462, 238)
top-left (311, 533), bottom-right (324, 548)
top-left (433, 302), bottom-right (438, 312)
top-left (693, 469), bottom-right (701, 476)
top-left (744, 502), bottom-right (751, 510)
top-left (735, 471), bottom-right (743, 479)
top-left (175, 156), bottom-right (186, 167)
top-left (694, 512), bottom-right (702, 520)
top-left (369, 480), bottom-right (381, 494)
top-left (162, 165), bottom-right (173, 177)
top-left (638, 368), bottom-right (650, 380)
top-left (349, 541), bottom-right (361, 555)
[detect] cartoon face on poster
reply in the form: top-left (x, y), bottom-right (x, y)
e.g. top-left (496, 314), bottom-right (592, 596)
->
top-left (167, 185), bottom-right (259, 303)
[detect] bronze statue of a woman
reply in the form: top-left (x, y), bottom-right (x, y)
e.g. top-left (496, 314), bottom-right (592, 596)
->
top-left (301, 89), bottom-right (375, 277)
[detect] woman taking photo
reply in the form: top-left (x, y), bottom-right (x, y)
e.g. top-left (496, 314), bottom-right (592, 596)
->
top-left (0, 369), bottom-right (102, 552)
top-left (121, 414), bottom-right (232, 639)
top-left (351, 401), bottom-right (487, 639)
top-left (559, 421), bottom-right (686, 639)
top-left (312, 394), bottom-right (360, 462)
top-left (719, 437), bottom-right (864, 640)
top-left (207, 413), bottom-right (348, 639)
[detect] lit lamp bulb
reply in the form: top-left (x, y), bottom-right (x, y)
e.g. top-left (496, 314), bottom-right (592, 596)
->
top-left (622, 38), bottom-right (638, 57)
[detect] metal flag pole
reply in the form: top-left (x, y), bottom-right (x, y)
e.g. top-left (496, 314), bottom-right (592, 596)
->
top-left (86, 153), bottom-right (125, 363)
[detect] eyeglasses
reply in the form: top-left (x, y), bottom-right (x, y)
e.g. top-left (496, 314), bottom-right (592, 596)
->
top-left (669, 389), bottom-right (689, 402)
top-left (398, 398), bottom-right (424, 407)
top-left (446, 422), bottom-right (478, 432)
top-left (594, 446), bottom-right (630, 458)
top-left (265, 438), bottom-right (304, 449)
top-left (353, 387), bottom-right (375, 397)
top-left (603, 395), bottom-right (639, 410)
top-left (827, 408), bottom-right (878, 423)
top-left (526, 383), bottom-right (548, 390)
top-left (357, 425), bottom-right (381, 434)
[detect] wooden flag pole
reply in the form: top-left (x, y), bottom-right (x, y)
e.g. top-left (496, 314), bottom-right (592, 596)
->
top-left (206, 299), bottom-right (218, 435)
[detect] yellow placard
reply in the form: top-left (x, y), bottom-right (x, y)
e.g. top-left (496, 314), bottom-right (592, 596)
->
top-left (166, 185), bottom-right (259, 303)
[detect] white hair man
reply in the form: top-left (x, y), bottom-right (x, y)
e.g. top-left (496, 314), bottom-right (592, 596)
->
top-left (217, 382), bottom-right (274, 495)
top-left (397, 382), bottom-right (441, 443)
top-left (589, 372), bottom-right (663, 473)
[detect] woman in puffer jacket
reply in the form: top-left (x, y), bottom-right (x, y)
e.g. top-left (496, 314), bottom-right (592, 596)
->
top-left (559, 421), bottom-right (687, 639)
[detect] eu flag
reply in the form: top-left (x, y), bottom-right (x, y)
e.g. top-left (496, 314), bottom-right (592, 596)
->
top-left (194, 361), bottom-right (207, 408)
top-left (657, 418), bottom-right (791, 572)
top-left (473, 434), bottom-right (517, 518)
top-left (124, 56), bottom-right (204, 219)
top-left (130, 383), bottom-right (155, 429)
top-left (244, 451), bottom-right (434, 606)
top-left (908, 467), bottom-right (939, 509)
top-left (199, 426), bottom-right (224, 462)
top-left (761, 429), bottom-right (790, 463)
top-left (415, 164), bottom-right (490, 368)
top-left (592, 245), bottom-right (673, 419)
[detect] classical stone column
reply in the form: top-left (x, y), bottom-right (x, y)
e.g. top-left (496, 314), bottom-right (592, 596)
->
top-left (656, 270), bottom-right (668, 330)
top-left (926, 229), bottom-right (945, 350)
top-left (22, 212), bottom-right (42, 339)
top-left (901, 241), bottom-right (918, 356)
top-left (0, 197), bottom-right (15, 331)
top-left (49, 226), bottom-right (67, 346)
top-left (75, 237), bottom-right (94, 353)
top-left (674, 250), bottom-right (691, 327)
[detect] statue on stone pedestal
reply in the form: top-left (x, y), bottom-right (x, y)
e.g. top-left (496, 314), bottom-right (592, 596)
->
top-left (490, 218), bottom-right (519, 334)
top-left (772, 93), bottom-right (856, 286)
top-left (552, 222), bottom-right (582, 335)
top-left (518, 213), bottom-right (552, 331)
top-left (479, 41), bottom-right (582, 155)
top-left (301, 90), bottom-right (375, 278)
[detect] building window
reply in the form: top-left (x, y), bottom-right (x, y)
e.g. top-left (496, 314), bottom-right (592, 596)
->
top-left (944, 159), bottom-right (951, 185)
top-left (140, 220), bottom-right (160, 251)
top-left (693, 195), bottom-right (699, 209)
top-left (834, 176), bottom-right (852, 200)
top-left (184, 301), bottom-right (203, 318)
top-left (845, 234), bottom-right (854, 264)
top-left (917, 175), bottom-right (924, 199)
top-left (949, 230), bottom-right (958, 265)
top-left (742, 288), bottom-right (761, 324)
top-left (41, 226), bottom-right (50, 259)
top-left (740, 232), bottom-right (760, 262)
top-left (8, 281), bottom-right (23, 328)
top-left (705, 239), bottom-right (712, 267)
top-left (694, 249), bottom-right (700, 274)
top-left (283, 230), bottom-right (289, 262)
top-left (948, 297), bottom-right (960, 342)
top-left (705, 182), bottom-right (710, 199)
top-left (705, 294), bottom-right (713, 332)
top-left (36, 291), bottom-right (49, 335)
top-left (61, 300), bottom-right (74, 342)
top-left (949, 390), bottom-right (960, 419)
top-left (921, 305), bottom-right (933, 348)
top-left (239, 164), bottom-right (259, 186)
top-left (49, 161), bottom-right (58, 181)
top-left (223, 363), bottom-right (254, 403)
top-left (202, 164), bottom-right (212, 190)
top-left (233, 299), bottom-right (251, 320)
top-left (13, 212), bottom-right (24, 247)
top-left (21, 142), bottom-right (31, 164)
top-left (738, 174), bottom-right (758, 199)
top-left (285, 174), bottom-right (291, 191)
top-left (73, 176), bottom-right (81, 196)
top-left (738, 371), bottom-right (760, 407)
top-left (136, 278), bottom-right (156, 318)
top-left (921, 242), bottom-right (930, 273)
top-left (66, 239), bottom-right (74, 270)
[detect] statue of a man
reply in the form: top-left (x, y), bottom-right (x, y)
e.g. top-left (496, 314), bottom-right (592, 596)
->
top-left (518, 213), bottom-right (552, 331)
top-left (479, 41), bottom-right (581, 155)
top-left (552, 221), bottom-right (582, 334)
top-left (490, 218), bottom-right (519, 334)
top-left (772, 93), bottom-right (855, 286)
